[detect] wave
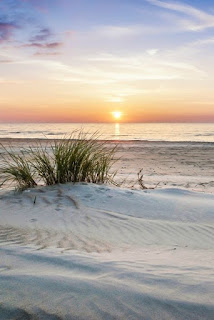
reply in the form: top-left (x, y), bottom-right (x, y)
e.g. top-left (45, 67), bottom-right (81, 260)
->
top-left (0, 123), bottom-right (214, 142)
top-left (195, 133), bottom-right (214, 136)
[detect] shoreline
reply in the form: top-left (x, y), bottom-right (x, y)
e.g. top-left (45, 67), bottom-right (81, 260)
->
top-left (0, 137), bottom-right (214, 144)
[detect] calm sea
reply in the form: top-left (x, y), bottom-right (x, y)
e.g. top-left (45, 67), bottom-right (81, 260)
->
top-left (0, 123), bottom-right (214, 142)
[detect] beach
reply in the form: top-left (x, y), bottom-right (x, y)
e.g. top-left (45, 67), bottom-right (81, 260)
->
top-left (0, 138), bottom-right (214, 319)
top-left (1, 0), bottom-right (214, 317)
top-left (1, 138), bottom-right (214, 193)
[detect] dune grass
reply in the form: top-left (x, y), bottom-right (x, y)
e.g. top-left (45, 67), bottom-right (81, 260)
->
top-left (0, 132), bottom-right (117, 190)
top-left (0, 146), bottom-right (37, 190)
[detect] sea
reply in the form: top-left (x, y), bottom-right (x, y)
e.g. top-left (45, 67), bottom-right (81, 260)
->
top-left (0, 123), bottom-right (214, 142)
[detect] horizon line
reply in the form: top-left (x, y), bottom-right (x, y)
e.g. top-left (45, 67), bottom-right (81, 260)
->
top-left (0, 121), bottom-right (214, 124)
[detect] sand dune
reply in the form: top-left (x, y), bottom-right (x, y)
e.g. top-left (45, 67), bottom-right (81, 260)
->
top-left (0, 183), bottom-right (214, 319)
top-left (1, 246), bottom-right (214, 320)
top-left (0, 184), bottom-right (214, 251)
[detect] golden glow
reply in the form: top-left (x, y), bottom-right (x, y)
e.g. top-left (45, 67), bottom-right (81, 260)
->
top-left (112, 111), bottom-right (122, 120)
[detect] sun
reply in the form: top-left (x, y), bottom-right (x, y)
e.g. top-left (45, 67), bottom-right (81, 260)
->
top-left (112, 111), bottom-right (122, 120)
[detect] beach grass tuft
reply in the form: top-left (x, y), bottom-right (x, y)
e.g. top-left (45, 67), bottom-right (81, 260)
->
top-left (0, 146), bottom-right (37, 190)
top-left (0, 131), bottom-right (117, 190)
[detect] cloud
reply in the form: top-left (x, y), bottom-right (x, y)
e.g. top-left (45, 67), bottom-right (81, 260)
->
top-left (189, 37), bottom-right (214, 47)
top-left (33, 51), bottom-right (60, 57)
top-left (0, 2), bottom-right (62, 55)
top-left (90, 23), bottom-right (173, 39)
top-left (23, 41), bottom-right (62, 49)
top-left (22, 26), bottom-right (63, 54)
top-left (146, 0), bottom-right (214, 31)
top-left (29, 51), bottom-right (204, 93)
top-left (0, 21), bottom-right (18, 43)
top-left (86, 52), bottom-right (204, 77)
top-left (147, 49), bottom-right (159, 55)
top-left (30, 28), bottom-right (52, 42)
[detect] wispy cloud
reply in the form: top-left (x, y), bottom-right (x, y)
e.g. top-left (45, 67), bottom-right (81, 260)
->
top-left (0, 2), bottom-right (63, 55)
top-left (30, 28), bottom-right (52, 42)
top-left (33, 51), bottom-right (60, 57)
top-left (23, 41), bottom-right (62, 49)
top-left (90, 23), bottom-right (175, 39)
top-left (86, 52), bottom-right (205, 78)
top-left (189, 37), bottom-right (214, 47)
top-left (0, 21), bottom-right (18, 43)
top-left (19, 52), bottom-right (204, 105)
top-left (146, 48), bottom-right (159, 55)
top-left (146, 0), bottom-right (214, 31)
top-left (21, 26), bottom-right (63, 54)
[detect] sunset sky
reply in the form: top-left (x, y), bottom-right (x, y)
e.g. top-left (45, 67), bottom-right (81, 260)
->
top-left (0, 0), bottom-right (214, 122)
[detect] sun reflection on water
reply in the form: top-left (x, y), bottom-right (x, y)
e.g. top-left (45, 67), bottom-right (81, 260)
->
top-left (115, 123), bottom-right (120, 136)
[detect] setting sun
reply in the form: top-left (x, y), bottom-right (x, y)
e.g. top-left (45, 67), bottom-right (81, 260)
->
top-left (112, 111), bottom-right (122, 120)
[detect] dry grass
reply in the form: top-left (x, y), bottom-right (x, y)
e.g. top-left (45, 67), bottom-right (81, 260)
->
top-left (137, 168), bottom-right (160, 190)
top-left (0, 131), bottom-right (117, 190)
top-left (0, 145), bottom-right (37, 190)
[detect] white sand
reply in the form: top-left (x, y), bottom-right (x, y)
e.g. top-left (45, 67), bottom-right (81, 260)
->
top-left (0, 182), bottom-right (214, 319)
top-left (113, 141), bottom-right (214, 193)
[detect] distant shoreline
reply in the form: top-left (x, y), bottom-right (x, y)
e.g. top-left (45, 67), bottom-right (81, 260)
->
top-left (0, 137), bottom-right (214, 145)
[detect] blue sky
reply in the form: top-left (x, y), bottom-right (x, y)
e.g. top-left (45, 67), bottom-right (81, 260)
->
top-left (0, 0), bottom-right (214, 122)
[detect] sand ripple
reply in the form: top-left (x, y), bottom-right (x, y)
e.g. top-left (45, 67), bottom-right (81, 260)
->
top-left (0, 184), bottom-right (214, 319)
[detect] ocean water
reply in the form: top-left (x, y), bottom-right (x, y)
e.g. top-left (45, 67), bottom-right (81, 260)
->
top-left (0, 123), bottom-right (214, 142)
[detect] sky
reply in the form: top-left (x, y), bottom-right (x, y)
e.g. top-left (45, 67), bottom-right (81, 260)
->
top-left (0, 0), bottom-right (214, 123)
